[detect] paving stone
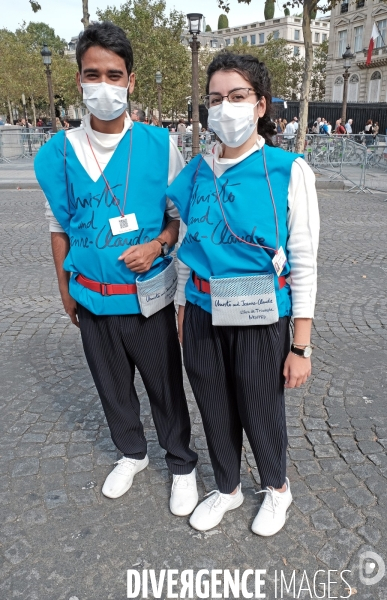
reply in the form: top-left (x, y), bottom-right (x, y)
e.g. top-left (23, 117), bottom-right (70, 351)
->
top-left (44, 489), bottom-right (68, 509)
top-left (306, 431), bottom-right (331, 445)
top-left (11, 458), bottom-right (39, 478)
top-left (344, 486), bottom-right (376, 507)
top-left (336, 506), bottom-right (365, 529)
top-left (357, 440), bottom-right (384, 455)
top-left (311, 508), bottom-right (340, 531)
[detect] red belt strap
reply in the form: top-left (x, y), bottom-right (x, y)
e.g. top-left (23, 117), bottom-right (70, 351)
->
top-left (193, 272), bottom-right (287, 294)
top-left (76, 274), bottom-right (137, 296)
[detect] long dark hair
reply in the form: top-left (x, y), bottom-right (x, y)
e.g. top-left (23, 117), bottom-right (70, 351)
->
top-left (206, 52), bottom-right (276, 146)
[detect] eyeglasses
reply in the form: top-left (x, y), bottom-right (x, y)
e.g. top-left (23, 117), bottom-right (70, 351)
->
top-left (203, 88), bottom-right (257, 110)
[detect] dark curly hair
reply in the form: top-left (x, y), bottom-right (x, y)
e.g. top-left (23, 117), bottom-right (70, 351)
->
top-left (206, 53), bottom-right (276, 145)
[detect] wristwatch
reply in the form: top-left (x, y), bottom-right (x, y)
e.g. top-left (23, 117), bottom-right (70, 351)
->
top-left (153, 237), bottom-right (169, 257)
top-left (291, 344), bottom-right (313, 358)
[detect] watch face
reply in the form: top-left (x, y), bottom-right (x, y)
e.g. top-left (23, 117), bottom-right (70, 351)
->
top-left (304, 346), bottom-right (313, 358)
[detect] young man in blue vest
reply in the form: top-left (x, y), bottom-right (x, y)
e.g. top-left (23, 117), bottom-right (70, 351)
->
top-left (35, 22), bottom-right (198, 516)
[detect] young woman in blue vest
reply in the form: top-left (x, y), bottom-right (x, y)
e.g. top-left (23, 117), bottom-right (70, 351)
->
top-left (34, 23), bottom-right (198, 516)
top-left (167, 53), bottom-right (319, 536)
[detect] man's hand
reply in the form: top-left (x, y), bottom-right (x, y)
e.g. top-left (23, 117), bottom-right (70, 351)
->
top-left (61, 289), bottom-right (79, 327)
top-left (178, 305), bottom-right (185, 345)
top-left (118, 241), bottom-right (160, 273)
top-left (283, 352), bottom-right (311, 388)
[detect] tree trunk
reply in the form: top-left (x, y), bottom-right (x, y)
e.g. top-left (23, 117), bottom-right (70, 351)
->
top-left (30, 95), bottom-right (37, 127)
top-left (295, 0), bottom-right (315, 153)
top-left (81, 0), bottom-right (90, 29)
top-left (7, 98), bottom-right (13, 124)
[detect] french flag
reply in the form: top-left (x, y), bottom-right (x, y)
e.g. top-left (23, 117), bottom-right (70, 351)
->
top-left (366, 23), bottom-right (379, 65)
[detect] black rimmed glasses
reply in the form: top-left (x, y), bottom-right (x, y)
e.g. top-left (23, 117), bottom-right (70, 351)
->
top-left (203, 87), bottom-right (256, 109)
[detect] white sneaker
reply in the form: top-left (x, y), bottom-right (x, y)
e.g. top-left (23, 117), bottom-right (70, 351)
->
top-left (102, 455), bottom-right (149, 499)
top-left (189, 485), bottom-right (244, 532)
top-left (170, 469), bottom-right (198, 516)
top-left (251, 477), bottom-right (292, 537)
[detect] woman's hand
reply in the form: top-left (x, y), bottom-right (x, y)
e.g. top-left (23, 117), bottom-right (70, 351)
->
top-left (178, 305), bottom-right (185, 345)
top-left (283, 352), bottom-right (311, 388)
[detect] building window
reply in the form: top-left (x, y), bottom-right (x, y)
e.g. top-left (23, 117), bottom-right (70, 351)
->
top-left (210, 39), bottom-right (218, 48)
top-left (273, 30), bottom-right (279, 40)
top-left (315, 32), bottom-right (320, 43)
top-left (340, 2), bottom-right (348, 13)
top-left (225, 38), bottom-right (231, 46)
top-left (356, 0), bottom-right (365, 7)
top-left (293, 46), bottom-right (300, 56)
top-left (338, 30), bottom-right (347, 56)
top-left (259, 33), bottom-right (265, 43)
top-left (251, 34), bottom-right (256, 45)
top-left (322, 33), bottom-right (327, 42)
top-left (294, 29), bottom-right (300, 41)
top-left (348, 73), bottom-right (360, 101)
top-left (354, 26), bottom-right (363, 52)
top-left (376, 19), bottom-right (387, 48)
top-left (242, 35), bottom-right (248, 44)
top-left (333, 76), bottom-right (344, 102)
top-left (233, 37), bottom-right (240, 45)
top-left (369, 70), bottom-right (381, 101)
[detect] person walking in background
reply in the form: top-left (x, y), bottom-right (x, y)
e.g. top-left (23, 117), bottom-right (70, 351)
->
top-left (373, 121), bottom-right (379, 141)
top-left (283, 118), bottom-right (295, 151)
top-left (292, 116), bottom-right (299, 133)
top-left (364, 119), bottom-right (374, 146)
top-left (130, 108), bottom-right (145, 122)
top-left (177, 119), bottom-right (186, 134)
top-left (345, 119), bottom-right (353, 134)
top-left (55, 117), bottom-right (63, 131)
top-left (336, 119), bottom-right (345, 134)
top-left (327, 121), bottom-right (332, 135)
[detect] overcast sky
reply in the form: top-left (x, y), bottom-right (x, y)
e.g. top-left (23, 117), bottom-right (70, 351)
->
top-left (3, 0), bottom-right (267, 41)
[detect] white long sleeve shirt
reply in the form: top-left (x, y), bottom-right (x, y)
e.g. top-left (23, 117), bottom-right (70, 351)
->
top-left (45, 113), bottom-right (184, 232)
top-left (176, 138), bottom-right (320, 319)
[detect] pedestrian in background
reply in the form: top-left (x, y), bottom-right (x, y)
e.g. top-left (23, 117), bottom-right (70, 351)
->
top-left (177, 119), bottom-right (186, 133)
top-left (365, 119), bottom-right (374, 146)
top-left (345, 119), bottom-right (353, 134)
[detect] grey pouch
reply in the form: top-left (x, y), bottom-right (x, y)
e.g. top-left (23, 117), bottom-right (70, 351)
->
top-left (210, 273), bottom-right (279, 326)
top-left (136, 256), bottom-right (177, 318)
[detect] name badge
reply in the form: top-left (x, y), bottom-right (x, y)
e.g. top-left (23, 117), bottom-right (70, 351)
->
top-left (272, 246), bottom-right (287, 277)
top-left (109, 214), bottom-right (139, 236)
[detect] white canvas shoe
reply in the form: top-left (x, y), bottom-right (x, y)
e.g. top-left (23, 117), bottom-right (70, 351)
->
top-left (102, 455), bottom-right (149, 499)
top-left (170, 469), bottom-right (198, 516)
top-left (189, 485), bottom-right (244, 532)
top-left (251, 477), bottom-right (292, 537)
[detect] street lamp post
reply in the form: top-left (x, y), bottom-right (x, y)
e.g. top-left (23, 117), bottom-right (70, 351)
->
top-left (21, 93), bottom-right (32, 155)
top-left (187, 13), bottom-right (203, 158)
top-left (41, 43), bottom-right (57, 133)
top-left (341, 45), bottom-right (355, 127)
top-left (155, 71), bottom-right (162, 127)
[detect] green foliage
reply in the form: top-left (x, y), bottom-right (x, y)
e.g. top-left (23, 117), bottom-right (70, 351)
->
top-left (97, 0), bottom-right (191, 115)
top-left (284, 7), bottom-right (290, 15)
top-left (264, 0), bottom-right (275, 20)
top-left (218, 14), bottom-right (229, 29)
top-left (29, 0), bottom-right (41, 12)
top-left (0, 23), bottom-right (78, 121)
top-left (310, 38), bottom-right (328, 100)
top-left (206, 24), bottom-right (212, 31)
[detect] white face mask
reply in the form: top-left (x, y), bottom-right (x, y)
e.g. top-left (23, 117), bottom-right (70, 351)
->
top-left (208, 100), bottom-right (259, 148)
top-left (81, 81), bottom-right (129, 121)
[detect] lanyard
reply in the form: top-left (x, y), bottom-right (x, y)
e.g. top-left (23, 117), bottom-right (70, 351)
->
top-left (86, 130), bottom-right (132, 218)
top-left (212, 144), bottom-right (279, 254)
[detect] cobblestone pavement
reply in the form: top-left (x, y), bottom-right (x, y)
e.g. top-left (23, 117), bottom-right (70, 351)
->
top-left (0, 189), bottom-right (386, 600)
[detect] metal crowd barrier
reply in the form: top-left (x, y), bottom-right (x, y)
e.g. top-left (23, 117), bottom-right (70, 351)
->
top-left (0, 127), bottom-right (53, 164)
top-left (169, 132), bottom-right (215, 163)
top-left (275, 133), bottom-right (370, 193)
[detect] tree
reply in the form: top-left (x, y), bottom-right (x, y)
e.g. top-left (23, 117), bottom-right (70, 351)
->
top-left (264, 0), bottom-right (275, 20)
top-left (97, 0), bottom-right (191, 117)
top-left (0, 24), bottom-right (77, 124)
top-left (218, 14), bottom-right (229, 29)
top-left (206, 24), bottom-right (212, 31)
top-left (310, 38), bottom-right (328, 101)
top-left (284, 7), bottom-right (290, 15)
top-left (81, 0), bottom-right (90, 28)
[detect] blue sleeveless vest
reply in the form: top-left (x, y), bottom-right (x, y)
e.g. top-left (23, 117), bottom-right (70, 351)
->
top-left (34, 124), bottom-right (170, 315)
top-left (166, 145), bottom-right (300, 317)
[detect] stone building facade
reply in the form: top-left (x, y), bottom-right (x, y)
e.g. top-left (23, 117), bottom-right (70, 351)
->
top-left (325, 0), bottom-right (387, 102)
top-left (182, 15), bottom-right (330, 59)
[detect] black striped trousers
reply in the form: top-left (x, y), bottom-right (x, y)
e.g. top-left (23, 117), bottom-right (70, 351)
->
top-left (77, 302), bottom-right (198, 475)
top-left (183, 301), bottom-right (290, 493)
